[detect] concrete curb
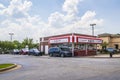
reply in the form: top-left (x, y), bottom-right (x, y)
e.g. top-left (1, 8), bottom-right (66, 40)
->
top-left (90, 54), bottom-right (120, 58)
top-left (73, 54), bottom-right (120, 58)
top-left (87, 57), bottom-right (120, 58)
top-left (0, 64), bottom-right (17, 72)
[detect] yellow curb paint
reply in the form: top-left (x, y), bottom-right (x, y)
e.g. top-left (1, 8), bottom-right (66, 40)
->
top-left (0, 64), bottom-right (22, 74)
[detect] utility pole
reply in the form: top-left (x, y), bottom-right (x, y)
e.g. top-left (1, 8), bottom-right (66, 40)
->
top-left (9, 33), bottom-right (14, 41)
top-left (90, 24), bottom-right (96, 36)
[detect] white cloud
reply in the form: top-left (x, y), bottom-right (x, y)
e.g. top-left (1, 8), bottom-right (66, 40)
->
top-left (81, 11), bottom-right (96, 21)
top-left (48, 2), bottom-right (103, 35)
top-left (0, 0), bottom-right (103, 42)
top-left (0, 0), bottom-right (32, 17)
top-left (0, 3), bottom-right (6, 9)
top-left (62, 0), bottom-right (81, 15)
top-left (48, 12), bottom-right (65, 28)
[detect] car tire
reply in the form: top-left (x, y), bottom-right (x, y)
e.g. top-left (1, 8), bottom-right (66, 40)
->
top-left (61, 54), bottom-right (64, 57)
top-left (49, 53), bottom-right (53, 57)
top-left (28, 53), bottom-right (30, 56)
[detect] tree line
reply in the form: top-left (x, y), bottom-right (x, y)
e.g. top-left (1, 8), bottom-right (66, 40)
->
top-left (0, 38), bottom-right (38, 53)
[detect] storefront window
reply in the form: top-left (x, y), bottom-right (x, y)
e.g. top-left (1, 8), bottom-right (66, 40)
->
top-left (87, 44), bottom-right (96, 50)
top-left (50, 43), bottom-right (97, 51)
top-left (75, 44), bottom-right (86, 50)
top-left (74, 43), bottom-right (96, 51)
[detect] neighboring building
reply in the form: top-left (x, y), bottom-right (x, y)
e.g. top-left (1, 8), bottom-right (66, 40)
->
top-left (98, 33), bottom-right (120, 50)
top-left (39, 33), bottom-right (102, 56)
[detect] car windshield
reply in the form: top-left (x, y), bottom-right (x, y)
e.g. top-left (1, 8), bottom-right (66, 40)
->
top-left (107, 48), bottom-right (114, 51)
top-left (60, 47), bottom-right (70, 51)
top-left (33, 49), bottom-right (39, 52)
top-left (21, 48), bottom-right (29, 52)
top-left (13, 49), bottom-right (19, 52)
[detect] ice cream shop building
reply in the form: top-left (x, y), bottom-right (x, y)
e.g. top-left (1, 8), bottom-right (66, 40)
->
top-left (39, 33), bottom-right (102, 56)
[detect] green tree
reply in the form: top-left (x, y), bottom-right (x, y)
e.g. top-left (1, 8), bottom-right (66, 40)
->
top-left (0, 38), bottom-right (38, 54)
top-left (13, 40), bottom-right (22, 49)
top-left (0, 41), bottom-right (14, 53)
top-left (22, 38), bottom-right (34, 49)
top-left (101, 42), bottom-right (109, 50)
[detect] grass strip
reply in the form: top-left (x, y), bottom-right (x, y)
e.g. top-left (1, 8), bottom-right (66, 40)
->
top-left (0, 63), bottom-right (14, 69)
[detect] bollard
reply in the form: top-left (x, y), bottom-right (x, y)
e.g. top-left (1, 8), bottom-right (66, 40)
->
top-left (109, 52), bottom-right (113, 58)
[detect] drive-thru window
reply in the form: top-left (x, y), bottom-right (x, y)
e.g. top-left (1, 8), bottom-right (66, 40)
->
top-left (39, 33), bottom-right (102, 56)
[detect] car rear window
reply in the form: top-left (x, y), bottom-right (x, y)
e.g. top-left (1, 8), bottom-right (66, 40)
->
top-left (54, 48), bottom-right (59, 51)
top-left (49, 47), bottom-right (59, 52)
top-left (60, 47), bottom-right (70, 51)
top-left (107, 48), bottom-right (114, 52)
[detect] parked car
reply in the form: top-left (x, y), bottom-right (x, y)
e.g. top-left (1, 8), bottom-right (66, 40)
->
top-left (13, 49), bottom-right (19, 54)
top-left (28, 48), bottom-right (42, 56)
top-left (19, 48), bottom-right (29, 55)
top-left (48, 47), bottom-right (72, 57)
top-left (106, 48), bottom-right (116, 53)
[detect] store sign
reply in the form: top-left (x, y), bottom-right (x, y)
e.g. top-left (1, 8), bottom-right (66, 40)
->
top-left (78, 38), bottom-right (89, 43)
top-left (78, 38), bottom-right (102, 43)
top-left (94, 40), bottom-right (102, 43)
top-left (49, 38), bottom-right (68, 43)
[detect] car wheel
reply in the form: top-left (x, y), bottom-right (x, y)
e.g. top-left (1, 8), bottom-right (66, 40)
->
top-left (61, 54), bottom-right (64, 57)
top-left (28, 53), bottom-right (30, 56)
top-left (49, 53), bottom-right (53, 57)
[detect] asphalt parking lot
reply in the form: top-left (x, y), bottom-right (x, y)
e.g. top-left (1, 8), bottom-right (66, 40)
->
top-left (0, 54), bottom-right (120, 80)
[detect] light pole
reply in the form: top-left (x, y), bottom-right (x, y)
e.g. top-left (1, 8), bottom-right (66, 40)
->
top-left (90, 23), bottom-right (96, 36)
top-left (9, 33), bottom-right (14, 41)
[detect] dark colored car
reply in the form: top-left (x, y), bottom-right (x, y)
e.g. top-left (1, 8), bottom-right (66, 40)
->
top-left (48, 47), bottom-right (72, 57)
top-left (28, 48), bottom-right (42, 56)
top-left (106, 48), bottom-right (116, 53)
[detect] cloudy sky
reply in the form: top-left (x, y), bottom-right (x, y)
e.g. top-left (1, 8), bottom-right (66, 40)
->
top-left (0, 0), bottom-right (120, 42)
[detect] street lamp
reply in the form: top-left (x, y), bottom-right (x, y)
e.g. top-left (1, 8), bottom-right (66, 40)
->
top-left (9, 33), bottom-right (14, 41)
top-left (90, 23), bottom-right (96, 36)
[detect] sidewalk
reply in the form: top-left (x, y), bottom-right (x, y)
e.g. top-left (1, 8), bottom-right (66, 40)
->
top-left (92, 54), bottom-right (120, 58)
